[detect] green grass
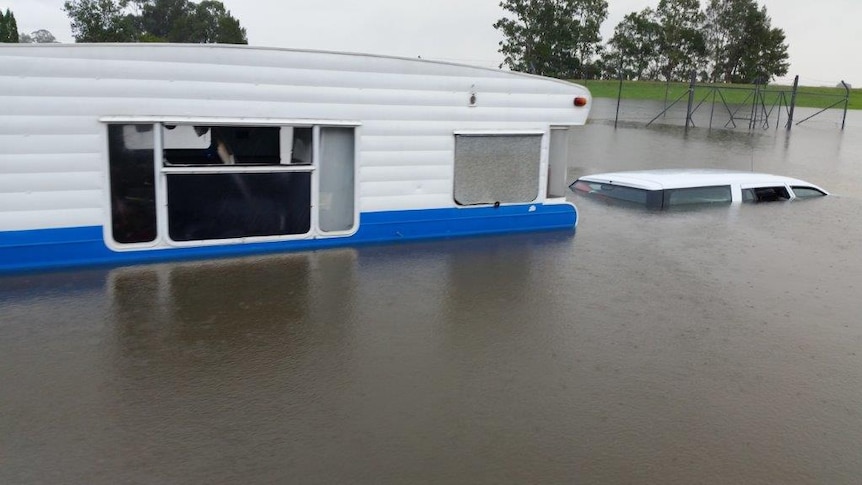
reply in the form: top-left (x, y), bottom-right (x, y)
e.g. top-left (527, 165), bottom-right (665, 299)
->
top-left (575, 79), bottom-right (860, 110)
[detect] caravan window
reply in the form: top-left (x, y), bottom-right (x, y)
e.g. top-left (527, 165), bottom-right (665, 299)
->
top-left (107, 122), bottom-right (356, 245)
top-left (318, 127), bottom-right (356, 233)
top-left (161, 124), bottom-right (315, 241)
top-left (167, 172), bottom-right (311, 241)
top-left (453, 133), bottom-right (541, 205)
top-left (108, 125), bottom-right (157, 244)
top-left (162, 126), bottom-right (313, 166)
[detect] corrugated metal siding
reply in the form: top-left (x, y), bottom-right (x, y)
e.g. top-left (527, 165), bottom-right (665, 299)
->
top-left (0, 208), bottom-right (103, 231)
top-left (0, 44), bottom-right (590, 232)
top-left (0, 154), bottom-right (101, 174)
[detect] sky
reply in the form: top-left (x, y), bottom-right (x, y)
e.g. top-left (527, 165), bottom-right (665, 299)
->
top-left (3, 0), bottom-right (859, 87)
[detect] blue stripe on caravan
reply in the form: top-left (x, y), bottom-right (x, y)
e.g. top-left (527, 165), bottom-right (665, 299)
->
top-left (0, 203), bottom-right (577, 274)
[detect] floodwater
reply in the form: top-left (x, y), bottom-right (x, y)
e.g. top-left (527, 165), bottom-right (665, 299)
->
top-left (3, 100), bottom-right (862, 484)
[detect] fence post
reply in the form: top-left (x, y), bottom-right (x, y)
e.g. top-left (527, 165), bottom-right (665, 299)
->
top-left (841, 80), bottom-right (850, 131)
top-left (685, 71), bottom-right (696, 130)
top-left (787, 75), bottom-right (799, 130)
top-left (615, 54), bottom-right (623, 129)
top-left (749, 78), bottom-right (760, 130)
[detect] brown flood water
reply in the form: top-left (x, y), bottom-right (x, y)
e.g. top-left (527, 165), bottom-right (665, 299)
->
top-left (2, 100), bottom-right (862, 484)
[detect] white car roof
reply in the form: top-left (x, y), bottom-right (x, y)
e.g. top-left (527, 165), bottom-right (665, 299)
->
top-left (578, 169), bottom-right (825, 192)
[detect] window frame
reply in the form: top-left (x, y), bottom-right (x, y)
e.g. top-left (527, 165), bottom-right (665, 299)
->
top-left (102, 117), bottom-right (360, 250)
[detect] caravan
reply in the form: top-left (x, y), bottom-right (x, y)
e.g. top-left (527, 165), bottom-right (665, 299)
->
top-left (0, 44), bottom-right (591, 273)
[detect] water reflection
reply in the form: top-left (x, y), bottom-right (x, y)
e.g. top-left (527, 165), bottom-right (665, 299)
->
top-left (105, 251), bottom-right (357, 372)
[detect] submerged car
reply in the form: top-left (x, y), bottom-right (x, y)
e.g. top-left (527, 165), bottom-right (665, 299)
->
top-left (570, 169), bottom-right (828, 210)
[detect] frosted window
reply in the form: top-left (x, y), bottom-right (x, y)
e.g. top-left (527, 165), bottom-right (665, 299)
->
top-left (547, 128), bottom-right (569, 198)
top-left (454, 134), bottom-right (541, 205)
top-left (318, 127), bottom-right (356, 232)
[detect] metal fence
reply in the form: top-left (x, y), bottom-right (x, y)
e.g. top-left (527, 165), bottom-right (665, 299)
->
top-left (610, 74), bottom-right (850, 131)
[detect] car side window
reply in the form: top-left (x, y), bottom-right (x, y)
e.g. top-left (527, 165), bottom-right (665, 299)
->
top-left (742, 186), bottom-right (790, 203)
top-left (791, 186), bottom-right (827, 198)
top-left (664, 185), bottom-right (732, 207)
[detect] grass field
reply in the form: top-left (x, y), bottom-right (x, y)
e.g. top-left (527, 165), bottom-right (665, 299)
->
top-left (575, 79), bottom-right (860, 110)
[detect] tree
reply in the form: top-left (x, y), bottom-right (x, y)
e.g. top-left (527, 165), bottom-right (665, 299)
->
top-left (1, 8), bottom-right (20, 43)
top-left (494, 0), bottom-right (608, 79)
top-left (655, 0), bottom-right (706, 81)
top-left (741, 23), bottom-right (788, 83)
top-left (135, 0), bottom-right (191, 41)
top-left (704, 0), bottom-right (788, 83)
top-left (179, 0), bottom-right (246, 43)
top-left (63, 0), bottom-right (246, 44)
top-left (569, 0), bottom-right (609, 76)
top-left (20, 29), bottom-right (60, 43)
top-left (605, 8), bottom-right (663, 80)
top-left (63, 0), bottom-right (138, 42)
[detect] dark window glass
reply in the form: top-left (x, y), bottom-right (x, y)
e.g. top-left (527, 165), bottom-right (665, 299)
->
top-left (742, 186), bottom-right (790, 203)
top-left (290, 127), bottom-right (313, 164)
top-left (164, 126), bottom-right (282, 166)
top-left (166, 172), bottom-right (311, 241)
top-left (791, 186), bottom-right (827, 198)
top-left (664, 185), bottom-right (732, 207)
top-left (108, 124), bottom-right (157, 244)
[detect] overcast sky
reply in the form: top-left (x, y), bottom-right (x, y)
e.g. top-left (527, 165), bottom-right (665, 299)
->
top-left (4, 0), bottom-right (859, 86)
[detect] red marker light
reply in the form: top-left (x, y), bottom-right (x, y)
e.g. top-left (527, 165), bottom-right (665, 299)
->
top-left (574, 97), bottom-right (588, 107)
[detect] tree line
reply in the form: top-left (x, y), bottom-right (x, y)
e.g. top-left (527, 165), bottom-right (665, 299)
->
top-left (63, 0), bottom-right (246, 43)
top-left (496, 0), bottom-right (790, 83)
top-left (5, 0), bottom-right (786, 84)
top-left (0, 0), bottom-right (246, 44)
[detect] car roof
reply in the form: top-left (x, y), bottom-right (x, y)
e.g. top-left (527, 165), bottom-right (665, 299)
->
top-left (577, 169), bottom-right (824, 192)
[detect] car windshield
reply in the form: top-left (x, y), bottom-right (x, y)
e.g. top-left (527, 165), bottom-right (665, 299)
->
top-left (573, 180), bottom-right (646, 204)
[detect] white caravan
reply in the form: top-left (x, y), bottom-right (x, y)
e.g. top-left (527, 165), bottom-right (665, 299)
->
top-left (0, 44), bottom-right (591, 273)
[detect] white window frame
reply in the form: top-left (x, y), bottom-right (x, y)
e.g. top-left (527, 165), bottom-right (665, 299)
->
top-left (101, 117), bottom-right (360, 250)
